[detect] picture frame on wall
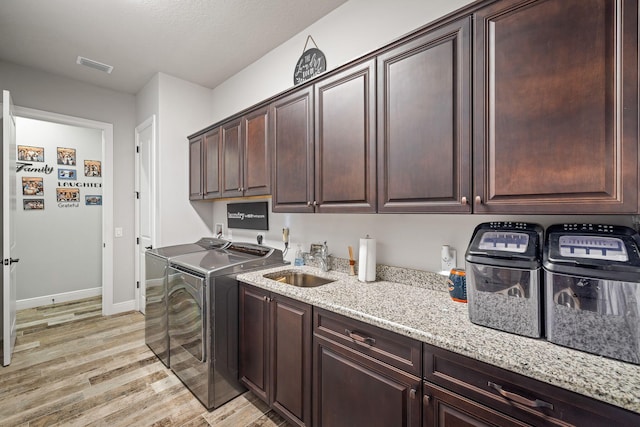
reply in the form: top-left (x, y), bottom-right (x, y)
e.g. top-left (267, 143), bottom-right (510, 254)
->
top-left (23, 199), bottom-right (45, 210)
top-left (18, 145), bottom-right (45, 162)
top-left (58, 168), bottom-right (77, 180)
top-left (84, 160), bottom-right (101, 177)
top-left (57, 147), bottom-right (76, 166)
top-left (85, 195), bottom-right (102, 206)
top-left (56, 188), bottom-right (80, 202)
top-left (22, 177), bottom-right (44, 196)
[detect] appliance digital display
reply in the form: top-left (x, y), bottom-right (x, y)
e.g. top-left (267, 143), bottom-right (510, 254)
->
top-left (478, 232), bottom-right (529, 253)
top-left (558, 235), bottom-right (628, 261)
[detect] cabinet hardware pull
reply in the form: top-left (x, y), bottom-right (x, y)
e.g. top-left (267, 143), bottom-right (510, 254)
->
top-left (410, 388), bottom-right (417, 399)
top-left (423, 395), bottom-right (431, 405)
top-left (488, 382), bottom-right (553, 410)
top-left (461, 196), bottom-right (468, 205)
top-left (345, 329), bottom-right (375, 346)
top-left (307, 201), bottom-right (312, 207)
top-left (475, 195), bottom-right (482, 204)
top-left (263, 296), bottom-right (269, 301)
top-left (313, 200), bottom-right (318, 206)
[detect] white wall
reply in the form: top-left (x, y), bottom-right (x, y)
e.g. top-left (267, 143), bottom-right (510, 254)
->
top-left (15, 117), bottom-right (102, 300)
top-left (210, 0), bottom-right (475, 122)
top-left (137, 73), bottom-right (215, 247)
top-left (0, 59), bottom-right (136, 304)
top-left (207, 0), bottom-right (636, 273)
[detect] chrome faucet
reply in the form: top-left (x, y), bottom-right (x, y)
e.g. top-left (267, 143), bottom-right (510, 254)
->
top-left (317, 241), bottom-right (330, 272)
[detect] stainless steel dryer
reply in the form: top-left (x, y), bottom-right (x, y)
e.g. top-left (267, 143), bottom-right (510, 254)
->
top-left (144, 237), bottom-right (230, 367)
top-left (167, 243), bottom-right (286, 410)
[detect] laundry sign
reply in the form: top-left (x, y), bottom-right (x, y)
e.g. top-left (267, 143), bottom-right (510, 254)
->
top-left (294, 35), bottom-right (326, 85)
top-left (227, 201), bottom-right (269, 230)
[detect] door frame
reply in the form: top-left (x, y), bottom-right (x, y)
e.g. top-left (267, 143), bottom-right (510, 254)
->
top-left (13, 106), bottom-right (114, 315)
top-left (134, 115), bottom-right (157, 312)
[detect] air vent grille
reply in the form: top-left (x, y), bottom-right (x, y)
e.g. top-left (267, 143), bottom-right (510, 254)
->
top-left (76, 56), bottom-right (113, 74)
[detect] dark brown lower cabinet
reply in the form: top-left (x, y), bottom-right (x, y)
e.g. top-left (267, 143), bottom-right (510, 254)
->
top-left (423, 382), bottom-right (528, 427)
top-left (238, 283), bottom-right (312, 427)
top-left (424, 344), bottom-right (640, 427)
top-left (313, 308), bottom-right (421, 427)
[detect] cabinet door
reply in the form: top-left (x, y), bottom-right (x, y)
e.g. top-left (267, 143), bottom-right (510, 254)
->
top-left (188, 135), bottom-right (203, 200)
top-left (243, 106), bottom-right (271, 197)
top-left (203, 127), bottom-right (221, 199)
top-left (377, 17), bottom-right (472, 213)
top-left (238, 283), bottom-right (270, 402)
top-left (270, 294), bottom-right (312, 427)
top-left (473, 0), bottom-right (639, 214)
top-left (271, 87), bottom-right (315, 213)
top-left (423, 382), bottom-right (529, 427)
top-left (221, 119), bottom-right (243, 198)
top-left (314, 59), bottom-right (376, 213)
top-left (314, 336), bottom-right (421, 427)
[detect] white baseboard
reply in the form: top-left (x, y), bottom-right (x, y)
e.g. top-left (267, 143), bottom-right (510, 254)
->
top-left (17, 287), bottom-right (102, 310)
top-left (106, 299), bottom-right (137, 316)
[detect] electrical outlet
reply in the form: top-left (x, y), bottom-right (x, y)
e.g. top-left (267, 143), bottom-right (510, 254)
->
top-left (114, 227), bottom-right (123, 238)
top-left (215, 223), bottom-right (223, 237)
top-left (441, 245), bottom-right (457, 273)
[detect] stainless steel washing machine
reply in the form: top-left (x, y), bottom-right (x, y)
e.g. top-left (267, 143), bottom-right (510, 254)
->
top-left (144, 237), bottom-right (229, 367)
top-left (167, 242), bottom-right (286, 410)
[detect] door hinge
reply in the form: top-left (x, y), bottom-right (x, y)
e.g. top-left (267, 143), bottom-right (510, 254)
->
top-left (136, 237), bottom-right (140, 245)
top-left (136, 281), bottom-right (140, 289)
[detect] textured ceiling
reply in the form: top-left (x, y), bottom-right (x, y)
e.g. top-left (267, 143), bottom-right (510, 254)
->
top-left (0, 0), bottom-right (348, 94)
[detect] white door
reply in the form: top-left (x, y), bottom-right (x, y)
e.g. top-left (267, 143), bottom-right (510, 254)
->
top-left (2, 90), bottom-right (18, 366)
top-left (135, 116), bottom-right (156, 313)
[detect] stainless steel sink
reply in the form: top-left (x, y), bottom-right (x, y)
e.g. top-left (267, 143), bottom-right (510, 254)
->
top-left (263, 270), bottom-right (335, 287)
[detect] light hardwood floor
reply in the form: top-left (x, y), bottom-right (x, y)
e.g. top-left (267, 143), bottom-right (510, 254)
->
top-left (0, 297), bottom-right (290, 426)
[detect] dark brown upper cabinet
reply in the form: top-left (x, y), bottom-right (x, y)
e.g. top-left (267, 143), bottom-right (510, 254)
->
top-left (189, 128), bottom-right (221, 200)
top-left (473, 0), bottom-right (639, 214)
top-left (314, 59), bottom-right (377, 213)
top-left (220, 107), bottom-right (271, 199)
top-left (272, 60), bottom-right (376, 213)
top-left (271, 86), bottom-right (315, 213)
top-left (203, 127), bottom-right (221, 199)
top-left (377, 17), bottom-right (472, 213)
top-left (220, 118), bottom-right (243, 198)
top-left (188, 135), bottom-right (203, 200)
top-left (242, 106), bottom-right (271, 197)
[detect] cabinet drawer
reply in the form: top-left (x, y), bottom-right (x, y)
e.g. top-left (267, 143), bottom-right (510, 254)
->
top-left (424, 344), bottom-right (640, 426)
top-left (314, 308), bottom-right (421, 376)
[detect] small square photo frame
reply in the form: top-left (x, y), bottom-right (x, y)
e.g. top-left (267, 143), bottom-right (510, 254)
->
top-left (18, 145), bottom-right (45, 162)
top-left (22, 177), bottom-right (44, 196)
top-left (85, 195), bottom-right (102, 206)
top-left (56, 188), bottom-right (80, 202)
top-left (58, 168), bottom-right (77, 180)
top-left (23, 199), bottom-right (44, 210)
top-left (57, 147), bottom-right (76, 166)
top-left (84, 160), bottom-right (101, 177)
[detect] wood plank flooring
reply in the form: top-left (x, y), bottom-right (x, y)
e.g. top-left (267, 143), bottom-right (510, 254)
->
top-left (0, 297), bottom-right (291, 426)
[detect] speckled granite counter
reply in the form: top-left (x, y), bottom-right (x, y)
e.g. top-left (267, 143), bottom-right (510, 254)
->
top-left (237, 265), bottom-right (640, 414)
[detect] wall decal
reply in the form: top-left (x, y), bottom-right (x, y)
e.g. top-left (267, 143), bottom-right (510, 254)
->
top-left (22, 177), bottom-right (44, 196)
top-left (58, 168), bottom-right (77, 180)
top-left (56, 188), bottom-right (80, 202)
top-left (23, 199), bottom-right (44, 210)
top-left (18, 145), bottom-right (44, 162)
top-left (85, 195), bottom-right (102, 206)
top-left (57, 147), bottom-right (76, 165)
top-left (84, 160), bottom-right (101, 177)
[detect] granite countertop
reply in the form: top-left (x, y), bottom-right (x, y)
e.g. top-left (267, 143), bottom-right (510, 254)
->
top-left (237, 265), bottom-right (640, 414)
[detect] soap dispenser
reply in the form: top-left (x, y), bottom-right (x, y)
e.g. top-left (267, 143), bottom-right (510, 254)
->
top-left (294, 244), bottom-right (304, 266)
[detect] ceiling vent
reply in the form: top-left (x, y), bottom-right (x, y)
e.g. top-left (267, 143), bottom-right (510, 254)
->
top-left (76, 56), bottom-right (113, 74)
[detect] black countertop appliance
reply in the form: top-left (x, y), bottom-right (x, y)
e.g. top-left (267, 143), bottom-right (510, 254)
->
top-left (465, 222), bottom-right (544, 338)
top-left (543, 223), bottom-right (640, 364)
